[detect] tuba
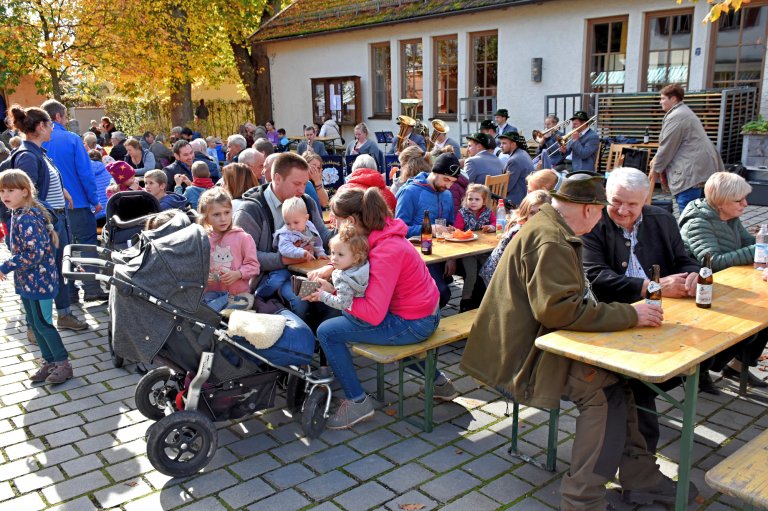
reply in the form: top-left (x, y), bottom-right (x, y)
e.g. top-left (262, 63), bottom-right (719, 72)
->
top-left (396, 115), bottom-right (417, 153)
top-left (427, 119), bottom-right (449, 152)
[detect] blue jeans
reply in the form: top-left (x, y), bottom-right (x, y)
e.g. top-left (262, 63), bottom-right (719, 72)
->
top-left (317, 308), bottom-right (441, 400)
top-left (428, 263), bottom-right (451, 309)
top-left (67, 207), bottom-right (100, 296)
top-left (233, 310), bottom-right (315, 366)
top-left (22, 297), bottom-right (68, 362)
top-left (255, 269), bottom-right (309, 319)
top-left (53, 210), bottom-right (72, 315)
top-left (674, 187), bottom-right (703, 214)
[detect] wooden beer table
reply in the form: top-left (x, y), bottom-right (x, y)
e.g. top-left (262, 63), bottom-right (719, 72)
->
top-left (288, 231), bottom-right (500, 274)
top-left (535, 265), bottom-right (768, 510)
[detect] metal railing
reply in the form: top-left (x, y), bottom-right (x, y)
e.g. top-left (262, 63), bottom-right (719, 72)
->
top-left (458, 96), bottom-right (497, 143)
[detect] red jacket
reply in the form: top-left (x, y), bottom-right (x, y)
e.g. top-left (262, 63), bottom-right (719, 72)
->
top-left (337, 168), bottom-right (397, 213)
top-left (348, 218), bottom-right (438, 325)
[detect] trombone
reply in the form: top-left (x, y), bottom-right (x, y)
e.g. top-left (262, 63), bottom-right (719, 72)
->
top-left (529, 119), bottom-right (570, 146)
top-left (557, 115), bottom-right (597, 149)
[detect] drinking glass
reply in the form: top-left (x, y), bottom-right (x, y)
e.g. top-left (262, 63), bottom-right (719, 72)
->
top-left (435, 218), bottom-right (447, 241)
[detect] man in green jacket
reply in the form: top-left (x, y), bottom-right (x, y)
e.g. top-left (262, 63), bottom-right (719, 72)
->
top-left (461, 173), bottom-right (694, 510)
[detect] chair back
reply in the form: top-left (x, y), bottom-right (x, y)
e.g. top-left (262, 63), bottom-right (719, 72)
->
top-left (485, 173), bottom-right (510, 199)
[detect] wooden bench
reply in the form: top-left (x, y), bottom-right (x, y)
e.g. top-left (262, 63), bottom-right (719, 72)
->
top-left (351, 310), bottom-right (477, 433)
top-left (705, 428), bottom-right (768, 510)
top-left (351, 309), bottom-right (560, 473)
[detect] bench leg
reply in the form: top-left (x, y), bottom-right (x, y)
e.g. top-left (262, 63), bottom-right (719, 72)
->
top-left (508, 401), bottom-right (559, 472)
top-left (375, 363), bottom-right (385, 402)
top-left (546, 408), bottom-right (559, 472)
top-left (397, 360), bottom-right (406, 419)
top-left (421, 349), bottom-right (437, 433)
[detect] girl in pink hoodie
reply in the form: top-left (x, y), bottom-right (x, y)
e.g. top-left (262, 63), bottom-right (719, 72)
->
top-left (198, 189), bottom-right (260, 310)
top-left (305, 188), bottom-right (456, 429)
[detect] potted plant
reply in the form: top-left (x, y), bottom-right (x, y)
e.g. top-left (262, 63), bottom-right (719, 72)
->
top-left (741, 117), bottom-right (768, 167)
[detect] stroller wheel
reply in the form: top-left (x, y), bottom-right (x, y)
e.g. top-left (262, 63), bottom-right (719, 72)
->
top-left (146, 411), bottom-right (218, 478)
top-left (285, 374), bottom-right (307, 415)
top-left (109, 330), bottom-right (124, 368)
top-left (301, 385), bottom-right (329, 439)
top-left (136, 367), bottom-right (177, 421)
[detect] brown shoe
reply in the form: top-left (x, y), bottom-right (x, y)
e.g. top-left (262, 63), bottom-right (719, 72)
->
top-left (56, 314), bottom-right (88, 331)
top-left (46, 361), bottom-right (73, 384)
top-left (30, 362), bottom-right (55, 382)
top-left (27, 329), bottom-right (38, 345)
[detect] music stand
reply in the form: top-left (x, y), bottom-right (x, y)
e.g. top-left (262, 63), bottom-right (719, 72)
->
top-left (375, 131), bottom-right (394, 153)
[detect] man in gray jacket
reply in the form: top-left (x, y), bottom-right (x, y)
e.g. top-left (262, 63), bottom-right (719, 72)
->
top-left (233, 153), bottom-right (333, 321)
top-left (464, 132), bottom-right (503, 185)
top-left (651, 84), bottom-right (724, 213)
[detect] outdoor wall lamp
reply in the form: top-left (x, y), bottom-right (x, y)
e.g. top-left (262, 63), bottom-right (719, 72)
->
top-left (531, 58), bottom-right (543, 83)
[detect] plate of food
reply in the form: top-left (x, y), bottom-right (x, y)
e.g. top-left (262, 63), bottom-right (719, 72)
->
top-left (408, 236), bottom-right (421, 244)
top-left (445, 230), bottom-right (478, 242)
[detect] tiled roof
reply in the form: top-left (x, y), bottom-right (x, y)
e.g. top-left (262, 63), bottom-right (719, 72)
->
top-left (251, 0), bottom-right (540, 42)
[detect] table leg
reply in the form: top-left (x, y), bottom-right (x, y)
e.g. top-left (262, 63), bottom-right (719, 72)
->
top-left (676, 365), bottom-right (699, 510)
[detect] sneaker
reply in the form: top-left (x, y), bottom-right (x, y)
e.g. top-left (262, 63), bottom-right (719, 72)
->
top-left (56, 314), bottom-right (88, 331)
top-left (622, 475), bottom-right (698, 506)
top-left (698, 371), bottom-right (720, 396)
top-left (419, 379), bottom-right (459, 402)
top-left (83, 291), bottom-right (109, 302)
top-left (722, 365), bottom-right (768, 388)
top-left (45, 361), bottom-right (73, 384)
top-left (327, 396), bottom-right (375, 429)
top-left (30, 362), bottom-right (54, 382)
top-left (26, 330), bottom-right (37, 345)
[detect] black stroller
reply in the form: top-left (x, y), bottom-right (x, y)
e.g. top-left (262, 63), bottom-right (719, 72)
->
top-left (63, 213), bottom-right (333, 477)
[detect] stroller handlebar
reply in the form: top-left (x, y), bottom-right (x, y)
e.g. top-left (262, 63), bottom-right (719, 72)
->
top-left (62, 244), bottom-right (114, 284)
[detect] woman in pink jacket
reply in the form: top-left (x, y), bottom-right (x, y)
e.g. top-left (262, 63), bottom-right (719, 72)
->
top-left (305, 187), bottom-right (455, 429)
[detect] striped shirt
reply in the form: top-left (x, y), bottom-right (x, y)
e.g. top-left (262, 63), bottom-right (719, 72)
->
top-left (43, 156), bottom-right (66, 209)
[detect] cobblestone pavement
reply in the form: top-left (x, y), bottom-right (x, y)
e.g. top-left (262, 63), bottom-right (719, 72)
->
top-left (1, 200), bottom-right (768, 511)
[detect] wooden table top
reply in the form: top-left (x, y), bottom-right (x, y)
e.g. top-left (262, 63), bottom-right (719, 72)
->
top-left (287, 231), bottom-right (500, 275)
top-left (535, 265), bottom-right (768, 382)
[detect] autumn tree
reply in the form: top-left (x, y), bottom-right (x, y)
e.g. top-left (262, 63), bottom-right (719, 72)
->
top-left (678, 0), bottom-right (752, 22)
top-left (0, 0), bottom-right (118, 100)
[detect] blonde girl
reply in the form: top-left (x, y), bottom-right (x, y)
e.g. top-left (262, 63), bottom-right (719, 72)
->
top-left (454, 183), bottom-right (497, 232)
top-left (390, 146), bottom-right (430, 195)
top-left (0, 170), bottom-right (73, 384)
top-left (198, 188), bottom-right (260, 306)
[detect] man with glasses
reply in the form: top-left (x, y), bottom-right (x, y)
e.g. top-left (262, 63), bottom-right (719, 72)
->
top-left (395, 153), bottom-right (460, 308)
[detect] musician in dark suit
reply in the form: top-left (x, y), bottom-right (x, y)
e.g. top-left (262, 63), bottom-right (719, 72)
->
top-left (389, 122), bottom-right (426, 154)
top-left (494, 108), bottom-right (518, 143)
top-left (500, 131), bottom-right (535, 207)
top-left (536, 114), bottom-right (566, 169)
top-left (464, 132), bottom-right (503, 185)
top-left (561, 111), bottom-right (599, 172)
top-left (297, 125), bottom-right (328, 156)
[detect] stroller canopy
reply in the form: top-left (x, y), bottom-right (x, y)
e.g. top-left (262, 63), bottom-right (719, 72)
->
top-left (111, 219), bottom-right (212, 364)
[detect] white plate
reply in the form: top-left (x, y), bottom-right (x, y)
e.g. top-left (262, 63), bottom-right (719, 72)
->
top-left (445, 233), bottom-right (478, 242)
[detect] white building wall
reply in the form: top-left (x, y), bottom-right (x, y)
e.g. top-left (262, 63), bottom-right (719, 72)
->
top-left (265, 0), bottom-right (757, 143)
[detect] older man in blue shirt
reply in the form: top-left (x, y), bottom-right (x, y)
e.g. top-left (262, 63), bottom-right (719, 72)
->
top-left (41, 99), bottom-right (106, 302)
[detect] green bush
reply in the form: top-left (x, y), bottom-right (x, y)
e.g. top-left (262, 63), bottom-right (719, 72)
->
top-left (742, 117), bottom-right (768, 134)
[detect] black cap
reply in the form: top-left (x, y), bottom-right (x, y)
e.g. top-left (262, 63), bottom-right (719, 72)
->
top-left (479, 119), bottom-right (497, 131)
top-left (494, 108), bottom-right (509, 118)
top-left (432, 153), bottom-right (461, 178)
top-left (570, 111), bottom-right (590, 122)
top-left (466, 132), bottom-right (494, 150)
top-left (549, 173), bottom-right (609, 205)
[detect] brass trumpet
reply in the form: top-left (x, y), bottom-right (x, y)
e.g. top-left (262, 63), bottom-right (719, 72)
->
top-left (530, 119), bottom-right (570, 146)
top-left (396, 115), bottom-right (417, 153)
top-left (427, 119), bottom-right (449, 152)
top-left (558, 115), bottom-right (597, 148)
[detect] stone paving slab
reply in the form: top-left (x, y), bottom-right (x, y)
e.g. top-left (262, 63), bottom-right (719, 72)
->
top-left (1, 201), bottom-right (768, 510)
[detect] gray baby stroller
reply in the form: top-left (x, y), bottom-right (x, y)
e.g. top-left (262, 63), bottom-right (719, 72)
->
top-left (63, 212), bottom-right (333, 477)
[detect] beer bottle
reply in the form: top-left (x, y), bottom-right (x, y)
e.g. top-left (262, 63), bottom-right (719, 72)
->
top-left (754, 224), bottom-right (768, 269)
top-left (421, 210), bottom-right (432, 255)
top-left (696, 253), bottom-right (713, 309)
top-left (645, 264), bottom-right (662, 306)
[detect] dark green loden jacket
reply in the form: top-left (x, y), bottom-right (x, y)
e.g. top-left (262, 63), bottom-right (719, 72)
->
top-left (460, 204), bottom-right (638, 409)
